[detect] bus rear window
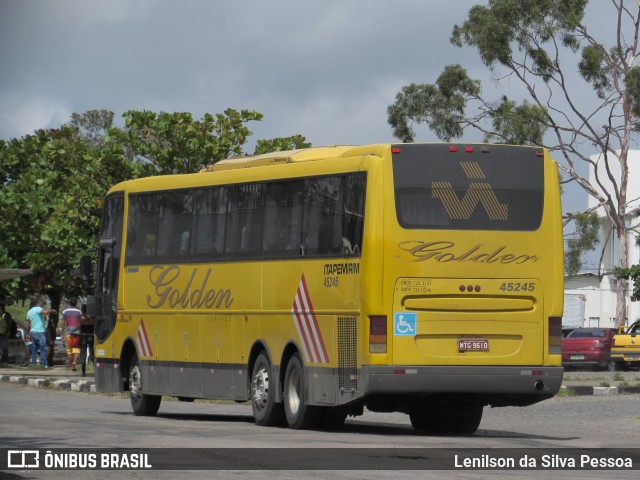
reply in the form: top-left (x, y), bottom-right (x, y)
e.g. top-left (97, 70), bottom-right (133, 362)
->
top-left (392, 144), bottom-right (544, 231)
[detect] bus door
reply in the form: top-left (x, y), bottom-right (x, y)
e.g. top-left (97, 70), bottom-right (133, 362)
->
top-left (92, 193), bottom-right (125, 344)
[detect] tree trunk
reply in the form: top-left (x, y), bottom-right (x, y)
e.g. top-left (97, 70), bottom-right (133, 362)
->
top-left (614, 210), bottom-right (628, 328)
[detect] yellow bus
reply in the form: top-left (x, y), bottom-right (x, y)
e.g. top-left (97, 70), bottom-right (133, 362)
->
top-left (84, 143), bottom-right (564, 434)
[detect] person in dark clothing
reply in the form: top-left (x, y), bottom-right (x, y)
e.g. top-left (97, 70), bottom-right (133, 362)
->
top-left (79, 304), bottom-right (95, 377)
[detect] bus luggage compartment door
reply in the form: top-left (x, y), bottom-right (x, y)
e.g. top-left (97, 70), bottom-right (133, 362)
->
top-left (391, 278), bottom-right (543, 366)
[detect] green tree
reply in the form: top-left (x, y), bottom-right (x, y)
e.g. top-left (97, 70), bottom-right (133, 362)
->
top-left (614, 265), bottom-right (640, 303)
top-left (110, 109), bottom-right (264, 175)
top-left (388, 0), bottom-right (640, 327)
top-left (0, 126), bottom-right (136, 363)
top-left (565, 211), bottom-right (600, 276)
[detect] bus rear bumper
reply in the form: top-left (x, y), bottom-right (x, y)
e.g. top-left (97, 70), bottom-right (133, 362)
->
top-left (360, 365), bottom-right (563, 406)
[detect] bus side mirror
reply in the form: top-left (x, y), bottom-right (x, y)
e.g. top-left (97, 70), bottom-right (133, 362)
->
top-left (80, 255), bottom-right (94, 289)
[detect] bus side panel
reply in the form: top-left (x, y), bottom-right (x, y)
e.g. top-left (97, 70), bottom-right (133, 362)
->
top-left (119, 263), bottom-right (254, 400)
top-left (261, 259), bottom-right (362, 406)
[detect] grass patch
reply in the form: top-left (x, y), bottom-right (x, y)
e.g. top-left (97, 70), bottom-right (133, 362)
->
top-left (556, 387), bottom-right (576, 397)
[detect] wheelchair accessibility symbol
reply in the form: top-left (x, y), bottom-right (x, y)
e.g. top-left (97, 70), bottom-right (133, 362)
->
top-left (394, 312), bottom-right (417, 336)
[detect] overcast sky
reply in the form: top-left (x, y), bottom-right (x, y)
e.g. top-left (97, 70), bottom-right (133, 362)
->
top-left (1, 0), bottom-right (484, 143)
top-left (0, 0), bottom-right (624, 215)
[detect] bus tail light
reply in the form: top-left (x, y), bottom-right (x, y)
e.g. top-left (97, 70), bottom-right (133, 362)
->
top-left (369, 316), bottom-right (387, 353)
top-left (548, 316), bottom-right (562, 355)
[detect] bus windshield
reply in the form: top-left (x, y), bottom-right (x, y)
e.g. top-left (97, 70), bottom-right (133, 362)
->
top-left (392, 144), bottom-right (544, 231)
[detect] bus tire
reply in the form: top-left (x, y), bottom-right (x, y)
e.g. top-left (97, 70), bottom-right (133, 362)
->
top-left (129, 354), bottom-right (161, 416)
top-left (452, 403), bottom-right (483, 435)
top-left (251, 352), bottom-right (284, 426)
top-left (283, 353), bottom-right (321, 429)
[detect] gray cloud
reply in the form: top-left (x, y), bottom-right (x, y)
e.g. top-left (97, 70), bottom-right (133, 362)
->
top-left (0, 0), bottom-right (479, 145)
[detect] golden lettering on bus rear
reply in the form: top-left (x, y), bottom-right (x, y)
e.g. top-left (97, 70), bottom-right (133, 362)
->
top-left (399, 241), bottom-right (538, 264)
top-left (146, 265), bottom-right (234, 309)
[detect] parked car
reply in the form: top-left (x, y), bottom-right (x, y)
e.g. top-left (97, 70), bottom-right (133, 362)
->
top-left (562, 327), bottom-right (617, 371)
top-left (610, 320), bottom-right (640, 371)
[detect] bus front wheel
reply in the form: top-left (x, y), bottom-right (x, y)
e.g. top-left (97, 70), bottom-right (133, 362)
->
top-left (283, 353), bottom-right (321, 429)
top-left (129, 354), bottom-right (161, 416)
top-left (251, 352), bottom-right (284, 426)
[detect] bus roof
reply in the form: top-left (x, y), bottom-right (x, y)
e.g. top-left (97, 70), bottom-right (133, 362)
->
top-left (201, 145), bottom-right (364, 172)
top-left (107, 143), bottom-right (549, 195)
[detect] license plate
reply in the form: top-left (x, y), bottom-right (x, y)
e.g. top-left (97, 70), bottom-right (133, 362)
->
top-left (570, 354), bottom-right (585, 360)
top-left (627, 354), bottom-right (639, 360)
top-left (458, 338), bottom-right (489, 351)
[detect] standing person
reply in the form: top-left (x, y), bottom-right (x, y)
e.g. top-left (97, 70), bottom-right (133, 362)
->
top-left (79, 304), bottom-right (95, 377)
top-left (0, 302), bottom-right (12, 363)
top-left (26, 297), bottom-right (56, 368)
top-left (61, 299), bottom-right (82, 371)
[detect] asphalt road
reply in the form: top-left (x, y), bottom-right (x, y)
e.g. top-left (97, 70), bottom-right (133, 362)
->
top-left (2, 381), bottom-right (639, 480)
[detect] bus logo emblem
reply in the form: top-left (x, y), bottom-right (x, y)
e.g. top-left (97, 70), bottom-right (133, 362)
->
top-left (432, 162), bottom-right (508, 221)
top-left (291, 274), bottom-right (329, 364)
top-left (394, 312), bottom-right (417, 336)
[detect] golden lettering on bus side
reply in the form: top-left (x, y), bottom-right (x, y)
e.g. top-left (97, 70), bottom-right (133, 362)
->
top-left (146, 265), bottom-right (234, 309)
top-left (398, 241), bottom-right (538, 264)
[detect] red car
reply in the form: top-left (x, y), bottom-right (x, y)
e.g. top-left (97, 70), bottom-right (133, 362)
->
top-left (562, 328), bottom-right (617, 371)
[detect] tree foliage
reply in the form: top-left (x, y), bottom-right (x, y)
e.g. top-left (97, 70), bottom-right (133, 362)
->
top-left (565, 211), bottom-right (601, 276)
top-left (109, 109), bottom-right (264, 175)
top-left (388, 0), bottom-right (640, 326)
top-left (253, 134), bottom-right (311, 155)
top-left (0, 123), bottom-right (135, 358)
top-left (614, 265), bottom-right (640, 302)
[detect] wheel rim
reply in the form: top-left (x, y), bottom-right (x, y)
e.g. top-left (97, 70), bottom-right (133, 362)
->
top-left (130, 365), bottom-right (142, 399)
top-left (287, 367), bottom-right (301, 415)
top-left (252, 367), bottom-right (270, 413)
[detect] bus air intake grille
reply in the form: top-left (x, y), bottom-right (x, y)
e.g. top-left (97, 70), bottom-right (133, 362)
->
top-left (338, 317), bottom-right (358, 391)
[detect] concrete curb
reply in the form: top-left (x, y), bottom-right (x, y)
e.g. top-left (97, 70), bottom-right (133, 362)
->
top-left (561, 385), bottom-right (640, 396)
top-left (1, 374), bottom-right (96, 393)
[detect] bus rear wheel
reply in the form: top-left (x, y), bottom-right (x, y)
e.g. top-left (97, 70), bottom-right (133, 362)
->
top-left (283, 353), bottom-right (321, 429)
top-left (251, 352), bottom-right (284, 426)
top-left (129, 354), bottom-right (161, 416)
top-left (452, 403), bottom-right (483, 435)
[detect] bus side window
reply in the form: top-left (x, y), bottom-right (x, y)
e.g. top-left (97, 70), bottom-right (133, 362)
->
top-left (193, 187), bottom-right (226, 259)
top-left (225, 183), bottom-right (265, 256)
top-left (263, 181), bottom-right (303, 257)
top-left (157, 191), bottom-right (193, 258)
top-left (342, 173), bottom-right (366, 255)
top-left (304, 177), bottom-right (342, 255)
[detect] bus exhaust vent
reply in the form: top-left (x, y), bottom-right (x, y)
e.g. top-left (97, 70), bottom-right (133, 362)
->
top-left (338, 317), bottom-right (358, 392)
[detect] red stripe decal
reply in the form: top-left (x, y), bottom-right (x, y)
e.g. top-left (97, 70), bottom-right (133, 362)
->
top-left (137, 319), bottom-right (153, 358)
top-left (291, 274), bottom-right (329, 363)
